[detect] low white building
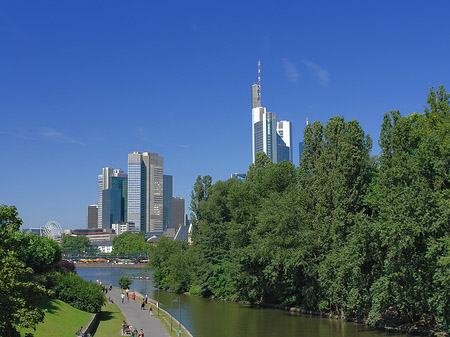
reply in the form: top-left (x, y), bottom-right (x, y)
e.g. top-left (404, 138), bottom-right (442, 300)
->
top-left (112, 221), bottom-right (140, 235)
top-left (91, 241), bottom-right (113, 254)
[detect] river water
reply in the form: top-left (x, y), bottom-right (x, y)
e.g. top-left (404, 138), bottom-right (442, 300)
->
top-left (78, 266), bottom-right (405, 337)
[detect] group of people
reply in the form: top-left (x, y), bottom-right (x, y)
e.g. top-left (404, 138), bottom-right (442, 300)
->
top-left (122, 320), bottom-right (144, 336)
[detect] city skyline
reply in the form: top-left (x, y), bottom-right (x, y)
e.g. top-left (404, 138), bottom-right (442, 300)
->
top-left (2, 1), bottom-right (450, 229)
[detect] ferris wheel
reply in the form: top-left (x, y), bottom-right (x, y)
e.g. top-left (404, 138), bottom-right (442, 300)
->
top-left (43, 221), bottom-right (62, 242)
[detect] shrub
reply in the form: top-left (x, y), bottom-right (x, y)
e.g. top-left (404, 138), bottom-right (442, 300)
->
top-left (48, 272), bottom-right (106, 313)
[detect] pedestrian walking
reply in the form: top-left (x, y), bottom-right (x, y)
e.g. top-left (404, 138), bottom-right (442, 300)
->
top-left (121, 293), bottom-right (124, 303)
top-left (141, 299), bottom-right (145, 310)
top-left (127, 293), bottom-right (130, 302)
top-left (138, 328), bottom-right (144, 337)
top-left (132, 292), bottom-right (136, 302)
top-left (145, 294), bottom-right (148, 304)
top-left (149, 303), bottom-right (153, 316)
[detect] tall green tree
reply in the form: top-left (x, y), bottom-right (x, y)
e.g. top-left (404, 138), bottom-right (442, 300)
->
top-left (189, 175), bottom-right (212, 229)
top-left (0, 205), bottom-right (47, 337)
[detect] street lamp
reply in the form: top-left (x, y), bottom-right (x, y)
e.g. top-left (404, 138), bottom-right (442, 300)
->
top-left (157, 288), bottom-right (160, 317)
top-left (170, 292), bottom-right (173, 332)
top-left (178, 297), bottom-right (181, 337)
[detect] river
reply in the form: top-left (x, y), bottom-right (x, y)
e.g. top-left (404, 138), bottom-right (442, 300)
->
top-left (78, 266), bottom-right (406, 337)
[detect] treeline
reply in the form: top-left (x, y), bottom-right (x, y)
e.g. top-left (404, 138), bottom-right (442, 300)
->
top-left (0, 205), bottom-right (106, 337)
top-left (149, 87), bottom-right (450, 332)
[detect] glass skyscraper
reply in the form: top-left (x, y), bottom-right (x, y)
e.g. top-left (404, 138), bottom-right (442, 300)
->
top-left (163, 175), bottom-right (173, 231)
top-left (127, 152), bottom-right (164, 234)
top-left (98, 168), bottom-right (127, 229)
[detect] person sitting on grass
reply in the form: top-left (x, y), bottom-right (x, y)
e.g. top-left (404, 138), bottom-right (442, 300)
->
top-left (76, 326), bottom-right (84, 337)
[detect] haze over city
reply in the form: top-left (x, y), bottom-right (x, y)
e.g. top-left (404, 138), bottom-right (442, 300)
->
top-left (2, 0), bottom-right (450, 229)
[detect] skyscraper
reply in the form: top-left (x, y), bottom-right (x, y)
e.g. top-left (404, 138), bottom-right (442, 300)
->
top-left (98, 167), bottom-right (113, 228)
top-left (251, 60), bottom-right (292, 164)
top-left (276, 120), bottom-right (293, 163)
top-left (163, 174), bottom-right (173, 231)
top-left (127, 152), bottom-right (164, 233)
top-left (87, 205), bottom-right (98, 229)
top-left (172, 197), bottom-right (185, 230)
top-left (98, 168), bottom-right (127, 229)
top-left (252, 107), bottom-right (278, 163)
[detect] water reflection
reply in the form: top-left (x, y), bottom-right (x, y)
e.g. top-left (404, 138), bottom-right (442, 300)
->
top-left (78, 267), bottom-right (405, 337)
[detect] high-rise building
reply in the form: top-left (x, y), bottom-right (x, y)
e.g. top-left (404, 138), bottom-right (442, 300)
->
top-left (98, 168), bottom-right (127, 229)
top-left (252, 107), bottom-right (278, 163)
top-left (98, 167), bottom-right (113, 228)
top-left (127, 152), bottom-right (164, 233)
top-left (163, 175), bottom-right (173, 231)
top-left (276, 120), bottom-right (293, 163)
top-left (251, 60), bottom-right (292, 164)
top-left (87, 205), bottom-right (98, 229)
top-left (172, 197), bottom-right (185, 230)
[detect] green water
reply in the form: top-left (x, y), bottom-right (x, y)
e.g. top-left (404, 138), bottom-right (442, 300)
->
top-left (79, 266), bottom-right (405, 337)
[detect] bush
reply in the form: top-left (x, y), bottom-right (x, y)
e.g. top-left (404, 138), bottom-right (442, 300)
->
top-left (48, 272), bottom-right (106, 313)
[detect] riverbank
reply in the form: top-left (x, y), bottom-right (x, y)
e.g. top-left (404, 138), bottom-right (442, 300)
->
top-left (256, 302), bottom-right (447, 337)
top-left (76, 263), bottom-right (147, 269)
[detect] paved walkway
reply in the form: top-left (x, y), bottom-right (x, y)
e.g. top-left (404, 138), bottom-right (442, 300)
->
top-left (108, 288), bottom-right (169, 337)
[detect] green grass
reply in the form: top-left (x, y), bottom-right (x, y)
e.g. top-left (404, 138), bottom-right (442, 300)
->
top-left (89, 302), bottom-right (126, 337)
top-left (153, 308), bottom-right (185, 337)
top-left (18, 298), bottom-right (92, 337)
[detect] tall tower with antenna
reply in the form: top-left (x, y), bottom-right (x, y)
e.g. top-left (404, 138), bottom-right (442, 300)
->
top-left (251, 60), bottom-right (278, 163)
top-left (251, 59), bottom-right (261, 109)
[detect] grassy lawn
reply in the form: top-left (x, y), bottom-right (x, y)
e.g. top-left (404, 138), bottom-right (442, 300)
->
top-left (153, 308), bottom-right (185, 337)
top-left (89, 302), bottom-right (126, 337)
top-left (18, 298), bottom-right (92, 337)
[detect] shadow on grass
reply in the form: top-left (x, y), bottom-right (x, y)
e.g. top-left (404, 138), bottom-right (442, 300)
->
top-left (36, 297), bottom-right (60, 315)
top-left (88, 309), bottom-right (115, 336)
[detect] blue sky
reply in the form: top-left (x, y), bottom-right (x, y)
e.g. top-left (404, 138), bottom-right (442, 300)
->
top-left (1, 1), bottom-right (450, 229)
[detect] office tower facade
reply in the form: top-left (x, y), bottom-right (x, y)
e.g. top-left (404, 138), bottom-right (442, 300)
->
top-left (127, 152), bottom-right (164, 233)
top-left (172, 197), bottom-right (185, 230)
top-left (87, 205), bottom-right (98, 229)
top-left (252, 107), bottom-right (278, 163)
top-left (98, 168), bottom-right (127, 229)
top-left (276, 120), bottom-right (293, 163)
top-left (163, 175), bottom-right (173, 231)
top-left (98, 167), bottom-right (113, 228)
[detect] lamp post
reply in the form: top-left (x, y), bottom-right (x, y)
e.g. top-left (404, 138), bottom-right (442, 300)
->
top-left (157, 288), bottom-right (160, 316)
top-left (170, 292), bottom-right (173, 332)
top-left (178, 297), bottom-right (181, 337)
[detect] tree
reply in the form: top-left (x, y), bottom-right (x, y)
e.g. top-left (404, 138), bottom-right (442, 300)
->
top-left (189, 175), bottom-right (212, 229)
top-left (0, 205), bottom-right (47, 336)
top-left (62, 235), bottom-right (91, 253)
top-left (118, 277), bottom-right (132, 290)
top-left (112, 231), bottom-right (149, 255)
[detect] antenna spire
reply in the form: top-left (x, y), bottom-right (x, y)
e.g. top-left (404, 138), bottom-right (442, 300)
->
top-left (257, 59), bottom-right (261, 102)
top-left (306, 116), bottom-right (309, 125)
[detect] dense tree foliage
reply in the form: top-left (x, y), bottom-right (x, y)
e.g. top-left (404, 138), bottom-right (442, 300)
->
top-left (0, 205), bottom-right (107, 335)
top-left (62, 235), bottom-right (92, 253)
top-left (150, 87), bottom-right (450, 333)
top-left (112, 231), bottom-right (149, 254)
top-left (0, 205), bottom-right (61, 336)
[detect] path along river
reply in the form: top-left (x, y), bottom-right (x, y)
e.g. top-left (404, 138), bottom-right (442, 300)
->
top-left (78, 266), bottom-right (406, 337)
